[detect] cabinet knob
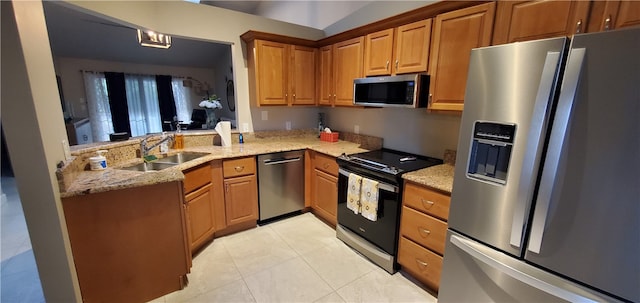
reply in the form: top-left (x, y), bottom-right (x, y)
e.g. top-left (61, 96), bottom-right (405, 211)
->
top-left (575, 19), bottom-right (583, 34)
top-left (421, 198), bottom-right (435, 209)
top-left (386, 60), bottom-right (390, 71)
top-left (418, 227), bottom-right (431, 237)
top-left (395, 60), bottom-right (399, 70)
top-left (604, 15), bottom-right (612, 31)
top-left (234, 166), bottom-right (244, 172)
top-left (415, 259), bottom-right (428, 268)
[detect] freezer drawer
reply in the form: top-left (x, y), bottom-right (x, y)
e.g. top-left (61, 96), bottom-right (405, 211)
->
top-left (438, 230), bottom-right (621, 303)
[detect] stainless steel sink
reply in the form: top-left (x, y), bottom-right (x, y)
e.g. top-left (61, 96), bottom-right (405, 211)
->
top-left (154, 152), bottom-right (210, 164)
top-left (119, 161), bottom-right (178, 172)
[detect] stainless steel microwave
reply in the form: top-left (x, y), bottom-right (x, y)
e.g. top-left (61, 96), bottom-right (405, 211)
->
top-left (353, 73), bottom-right (429, 108)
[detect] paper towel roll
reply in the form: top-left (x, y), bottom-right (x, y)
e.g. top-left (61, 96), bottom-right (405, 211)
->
top-left (215, 121), bottom-right (232, 147)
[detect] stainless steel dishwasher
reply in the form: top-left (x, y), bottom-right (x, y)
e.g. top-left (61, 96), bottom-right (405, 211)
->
top-left (257, 150), bottom-right (305, 222)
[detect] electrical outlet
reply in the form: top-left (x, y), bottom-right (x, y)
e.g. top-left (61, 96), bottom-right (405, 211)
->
top-left (354, 125), bottom-right (360, 134)
top-left (242, 123), bottom-right (249, 133)
top-left (261, 111), bottom-right (268, 121)
top-left (286, 121), bottom-right (291, 130)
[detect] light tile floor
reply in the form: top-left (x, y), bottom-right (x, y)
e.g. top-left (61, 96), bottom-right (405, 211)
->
top-left (1, 175), bottom-right (437, 303)
top-left (1, 176), bottom-right (45, 303)
top-left (154, 212), bottom-right (437, 303)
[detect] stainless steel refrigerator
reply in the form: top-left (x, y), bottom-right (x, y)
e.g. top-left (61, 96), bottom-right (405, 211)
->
top-left (439, 27), bottom-right (639, 303)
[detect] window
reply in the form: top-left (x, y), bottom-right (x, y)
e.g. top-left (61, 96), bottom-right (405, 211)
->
top-left (172, 77), bottom-right (193, 125)
top-left (82, 72), bottom-right (114, 142)
top-left (125, 75), bottom-right (162, 137)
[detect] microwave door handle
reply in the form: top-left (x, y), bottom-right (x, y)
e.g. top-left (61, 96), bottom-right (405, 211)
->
top-left (509, 51), bottom-right (562, 248)
top-left (528, 48), bottom-right (586, 254)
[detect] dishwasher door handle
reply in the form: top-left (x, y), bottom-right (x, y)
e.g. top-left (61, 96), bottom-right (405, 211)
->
top-left (263, 157), bottom-right (302, 165)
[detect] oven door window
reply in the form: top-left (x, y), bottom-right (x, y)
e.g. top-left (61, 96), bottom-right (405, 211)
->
top-left (337, 172), bottom-right (400, 255)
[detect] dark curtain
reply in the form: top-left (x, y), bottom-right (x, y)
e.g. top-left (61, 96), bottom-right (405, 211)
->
top-left (155, 75), bottom-right (177, 131)
top-left (104, 72), bottom-right (131, 135)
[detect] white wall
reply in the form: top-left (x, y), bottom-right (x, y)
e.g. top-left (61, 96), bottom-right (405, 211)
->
top-left (2, 1), bottom-right (81, 301)
top-left (256, 1), bottom-right (371, 30)
top-left (54, 57), bottom-right (218, 120)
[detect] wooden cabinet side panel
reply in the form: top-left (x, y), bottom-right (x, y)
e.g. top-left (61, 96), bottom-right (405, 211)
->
top-left (428, 2), bottom-right (495, 112)
top-left (224, 174), bottom-right (259, 226)
top-left (256, 40), bottom-right (288, 105)
top-left (210, 160), bottom-right (226, 231)
top-left (318, 46), bottom-right (334, 105)
top-left (364, 28), bottom-right (395, 76)
top-left (292, 45), bottom-right (317, 105)
top-left (394, 19), bottom-right (432, 74)
top-left (304, 149), bottom-right (314, 208)
top-left (333, 37), bottom-right (364, 106)
top-left (62, 182), bottom-right (189, 303)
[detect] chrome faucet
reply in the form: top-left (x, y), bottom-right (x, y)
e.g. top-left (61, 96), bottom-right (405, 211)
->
top-left (140, 134), bottom-right (174, 157)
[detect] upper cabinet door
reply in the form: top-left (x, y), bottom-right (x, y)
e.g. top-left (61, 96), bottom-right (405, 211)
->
top-left (255, 40), bottom-right (288, 105)
top-left (492, 0), bottom-right (591, 45)
top-left (318, 45), bottom-right (334, 106)
top-left (333, 36), bottom-right (364, 106)
top-left (364, 28), bottom-right (395, 76)
top-left (394, 19), bottom-right (432, 75)
top-left (428, 3), bottom-right (496, 112)
top-left (290, 45), bottom-right (317, 105)
top-left (600, 0), bottom-right (640, 31)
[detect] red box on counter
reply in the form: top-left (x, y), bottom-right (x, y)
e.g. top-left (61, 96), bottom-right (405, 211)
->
top-left (320, 132), bottom-right (339, 142)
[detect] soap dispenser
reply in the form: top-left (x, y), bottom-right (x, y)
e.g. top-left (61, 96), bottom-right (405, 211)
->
top-left (174, 124), bottom-right (184, 149)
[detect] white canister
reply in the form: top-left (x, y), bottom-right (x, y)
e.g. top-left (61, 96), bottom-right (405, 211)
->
top-left (89, 150), bottom-right (108, 171)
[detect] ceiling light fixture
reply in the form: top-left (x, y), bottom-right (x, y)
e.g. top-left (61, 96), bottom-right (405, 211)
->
top-left (137, 29), bottom-right (171, 49)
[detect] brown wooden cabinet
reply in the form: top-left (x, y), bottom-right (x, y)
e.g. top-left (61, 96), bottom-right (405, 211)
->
top-left (183, 163), bottom-right (216, 253)
top-left (492, 0), bottom-right (591, 45)
top-left (61, 182), bottom-right (191, 303)
top-left (222, 156), bottom-right (258, 227)
top-left (310, 151), bottom-right (339, 225)
top-left (247, 39), bottom-right (316, 106)
top-left (599, 0), bottom-right (640, 31)
top-left (398, 181), bottom-right (451, 292)
top-left (428, 2), bottom-right (496, 112)
top-left (364, 19), bottom-right (432, 76)
top-left (319, 37), bottom-right (364, 106)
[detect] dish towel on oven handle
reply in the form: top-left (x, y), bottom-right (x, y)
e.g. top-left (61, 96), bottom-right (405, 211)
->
top-left (347, 173), bottom-right (362, 214)
top-left (360, 177), bottom-right (379, 221)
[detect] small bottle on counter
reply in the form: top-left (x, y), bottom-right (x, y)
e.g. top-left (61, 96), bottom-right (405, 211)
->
top-left (159, 132), bottom-right (169, 153)
top-left (174, 124), bottom-right (184, 149)
top-left (239, 133), bottom-right (244, 144)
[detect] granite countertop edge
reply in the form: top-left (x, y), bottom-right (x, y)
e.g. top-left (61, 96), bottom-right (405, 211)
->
top-left (60, 139), bottom-right (369, 198)
top-left (402, 164), bottom-right (455, 194)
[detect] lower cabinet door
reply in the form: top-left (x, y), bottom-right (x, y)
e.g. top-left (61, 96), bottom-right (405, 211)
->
top-left (312, 169), bottom-right (338, 225)
top-left (185, 184), bottom-right (215, 252)
top-left (398, 236), bottom-right (443, 291)
top-left (224, 174), bottom-right (258, 226)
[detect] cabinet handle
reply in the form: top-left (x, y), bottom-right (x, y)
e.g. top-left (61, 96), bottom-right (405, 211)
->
top-left (225, 183), bottom-right (229, 193)
top-left (418, 227), bottom-right (431, 237)
top-left (421, 198), bottom-right (435, 209)
top-left (604, 15), bottom-right (612, 31)
top-left (323, 163), bottom-right (329, 169)
top-left (575, 19), bottom-right (583, 34)
top-left (386, 60), bottom-right (389, 71)
top-left (428, 94), bottom-right (433, 104)
top-left (234, 166), bottom-right (244, 172)
top-left (395, 60), bottom-right (399, 71)
top-left (415, 259), bottom-right (428, 268)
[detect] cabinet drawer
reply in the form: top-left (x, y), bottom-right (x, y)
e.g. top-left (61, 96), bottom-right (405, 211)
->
top-left (398, 237), bottom-right (443, 291)
top-left (314, 152), bottom-right (338, 176)
top-left (223, 157), bottom-right (256, 178)
top-left (403, 182), bottom-right (450, 220)
top-left (184, 163), bottom-right (212, 194)
top-left (400, 206), bottom-right (447, 255)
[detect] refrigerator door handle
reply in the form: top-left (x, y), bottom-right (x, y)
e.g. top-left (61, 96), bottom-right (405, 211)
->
top-left (450, 234), bottom-right (598, 303)
top-left (528, 48), bottom-right (587, 254)
top-left (510, 51), bottom-right (562, 248)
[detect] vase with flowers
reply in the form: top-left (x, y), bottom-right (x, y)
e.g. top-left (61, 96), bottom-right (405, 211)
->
top-left (199, 95), bottom-right (223, 129)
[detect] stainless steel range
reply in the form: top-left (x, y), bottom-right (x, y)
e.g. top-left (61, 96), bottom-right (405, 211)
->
top-left (335, 149), bottom-right (442, 273)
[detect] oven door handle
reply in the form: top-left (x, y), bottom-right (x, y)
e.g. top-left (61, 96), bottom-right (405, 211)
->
top-left (339, 168), bottom-right (399, 193)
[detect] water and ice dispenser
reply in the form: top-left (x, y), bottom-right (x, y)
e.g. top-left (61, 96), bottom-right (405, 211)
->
top-left (467, 122), bottom-right (516, 184)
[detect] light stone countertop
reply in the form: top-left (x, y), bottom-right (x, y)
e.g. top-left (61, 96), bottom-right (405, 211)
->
top-left (60, 138), bottom-right (369, 198)
top-left (402, 164), bottom-right (455, 194)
